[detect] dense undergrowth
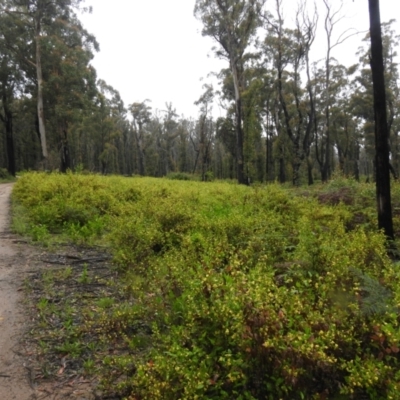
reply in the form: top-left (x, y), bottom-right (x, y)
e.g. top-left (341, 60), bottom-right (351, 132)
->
top-left (11, 172), bottom-right (400, 399)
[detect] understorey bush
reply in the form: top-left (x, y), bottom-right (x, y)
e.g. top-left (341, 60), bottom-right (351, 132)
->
top-left (12, 172), bottom-right (400, 399)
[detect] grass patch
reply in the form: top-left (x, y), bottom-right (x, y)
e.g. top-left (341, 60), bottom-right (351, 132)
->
top-left (23, 248), bottom-right (125, 391)
top-left (13, 171), bottom-right (400, 399)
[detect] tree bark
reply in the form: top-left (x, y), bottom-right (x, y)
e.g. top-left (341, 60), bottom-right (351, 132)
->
top-left (135, 126), bottom-right (145, 176)
top-left (368, 0), bottom-right (394, 240)
top-left (306, 158), bottom-right (314, 185)
top-left (35, 12), bottom-right (48, 160)
top-left (321, 53), bottom-right (331, 182)
top-left (0, 90), bottom-right (16, 176)
top-left (5, 110), bottom-right (15, 176)
top-left (231, 60), bottom-right (247, 185)
top-left (60, 121), bottom-right (71, 173)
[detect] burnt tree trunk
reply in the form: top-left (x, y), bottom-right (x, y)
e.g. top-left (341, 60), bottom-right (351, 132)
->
top-left (369, 0), bottom-right (394, 240)
top-left (5, 111), bottom-right (15, 176)
top-left (60, 121), bottom-right (71, 173)
top-left (0, 90), bottom-right (16, 176)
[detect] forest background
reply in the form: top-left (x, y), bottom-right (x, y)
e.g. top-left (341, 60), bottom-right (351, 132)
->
top-left (0, 0), bottom-right (399, 185)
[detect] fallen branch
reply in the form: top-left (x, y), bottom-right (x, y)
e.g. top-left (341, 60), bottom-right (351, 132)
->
top-left (70, 257), bottom-right (111, 264)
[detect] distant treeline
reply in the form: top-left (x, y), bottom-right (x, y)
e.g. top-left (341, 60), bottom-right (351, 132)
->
top-left (1, 1), bottom-right (399, 185)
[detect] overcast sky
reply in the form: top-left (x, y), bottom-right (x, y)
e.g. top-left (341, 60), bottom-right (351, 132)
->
top-left (80, 1), bottom-right (400, 119)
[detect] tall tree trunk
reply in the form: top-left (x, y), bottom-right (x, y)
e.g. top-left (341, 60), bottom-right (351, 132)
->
top-left (353, 141), bottom-right (360, 182)
top-left (279, 146), bottom-right (286, 184)
top-left (266, 136), bottom-right (274, 182)
top-left (322, 57), bottom-right (331, 182)
top-left (60, 121), bottom-right (71, 173)
top-left (35, 13), bottom-right (48, 160)
top-left (135, 131), bottom-right (145, 176)
top-left (1, 92), bottom-right (16, 176)
top-left (231, 60), bottom-right (247, 185)
top-left (192, 148), bottom-right (200, 175)
top-left (303, 88), bottom-right (314, 185)
top-left (368, 0), bottom-right (394, 240)
top-left (5, 110), bottom-right (15, 176)
top-left (307, 157), bottom-right (314, 185)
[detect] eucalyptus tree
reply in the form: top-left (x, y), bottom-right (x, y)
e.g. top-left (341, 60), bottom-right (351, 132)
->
top-left (193, 84), bottom-right (215, 180)
top-left (129, 100), bottom-right (152, 176)
top-left (351, 20), bottom-right (400, 179)
top-left (41, 12), bottom-right (98, 171)
top-left (84, 80), bottom-right (126, 174)
top-left (305, 0), bottom-right (358, 182)
top-left (263, 0), bottom-right (317, 185)
top-left (0, 0), bottom-right (94, 163)
top-left (0, 6), bottom-right (33, 174)
top-left (331, 82), bottom-right (361, 178)
top-left (298, 4), bottom-right (318, 185)
top-left (212, 56), bottom-right (265, 181)
top-left (177, 119), bottom-right (191, 173)
top-left (311, 61), bottom-right (349, 180)
top-left (0, 56), bottom-right (17, 176)
top-left (12, 96), bottom-right (42, 170)
top-left (242, 72), bottom-right (264, 182)
top-left (216, 113), bottom-right (237, 179)
top-left (161, 103), bottom-right (180, 175)
top-left (194, 0), bottom-right (266, 184)
top-left (0, 18), bottom-right (22, 175)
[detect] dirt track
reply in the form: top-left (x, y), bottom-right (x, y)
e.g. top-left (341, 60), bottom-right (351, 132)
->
top-left (0, 183), bottom-right (35, 399)
top-left (0, 183), bottom-right (100, 400)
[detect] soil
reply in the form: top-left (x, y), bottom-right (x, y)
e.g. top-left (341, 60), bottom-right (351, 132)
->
top-left (0, 183), bottom-right (35, 399)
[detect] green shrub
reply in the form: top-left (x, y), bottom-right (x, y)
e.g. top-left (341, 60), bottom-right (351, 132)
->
top-left (12, 173), bottom-right (400, 399)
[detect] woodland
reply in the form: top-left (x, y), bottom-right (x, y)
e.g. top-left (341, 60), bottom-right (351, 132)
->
top-left (3, 0), bottom-right (400, 399)
top-left (0, 0), bottom-right (398, 187)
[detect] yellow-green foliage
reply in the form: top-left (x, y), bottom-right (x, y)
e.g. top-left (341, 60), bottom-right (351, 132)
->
top-left (12, 172), bottom-right (400, 399)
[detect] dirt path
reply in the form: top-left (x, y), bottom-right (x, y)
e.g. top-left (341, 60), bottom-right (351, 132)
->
top-left (0, 183), bottom-right (35, 400)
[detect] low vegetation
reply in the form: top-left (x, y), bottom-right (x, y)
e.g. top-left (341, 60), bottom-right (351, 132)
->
top-left (0, 167), bottom-right (15, 182)
top-left (12, 172), bottom-right (400, 399)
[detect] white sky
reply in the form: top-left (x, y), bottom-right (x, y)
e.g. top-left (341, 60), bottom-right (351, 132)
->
top-left (80, 1), bottom-right (400, 119)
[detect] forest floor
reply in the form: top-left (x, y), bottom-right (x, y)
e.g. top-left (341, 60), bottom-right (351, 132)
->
top-left (0, 183), bottom-right (98, 400)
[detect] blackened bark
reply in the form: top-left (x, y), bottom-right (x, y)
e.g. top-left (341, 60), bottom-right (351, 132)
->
top-left (354, 142), bottom-right (360, 182)
top-left (5, 111), bottom-right (15, 176)
top-left (137, 144), bottom-right (145, 176)
top-left (60, 122), bottom-right (71, 173)
top-left (279, 156), bottom-right (286, 184)
top-left (307, 158), bottom-right (314, 186)
top-left (265, 135), bottom-right (274, 182)
top-left (135, 127), bottom-right (145, 176)
top-left (304, 33), bottom-right (316, 186)
top-left (0, 92), bottom-right (16, 176)
top-left (369, 0), bottom-right (394, 240)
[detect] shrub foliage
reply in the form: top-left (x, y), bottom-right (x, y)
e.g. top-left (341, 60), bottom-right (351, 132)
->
top-left (12, 172), bottom-right (400, 399)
